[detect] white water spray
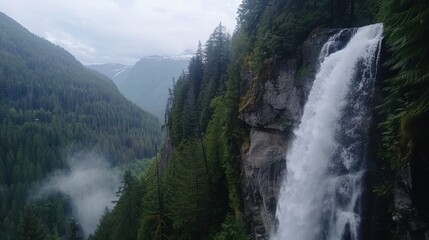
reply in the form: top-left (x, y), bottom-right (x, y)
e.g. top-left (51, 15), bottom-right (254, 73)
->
top-left (272, 24), bottom-right (383, 240)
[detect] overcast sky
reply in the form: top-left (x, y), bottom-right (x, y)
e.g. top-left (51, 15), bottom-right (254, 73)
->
top-left (0, 0), bottom-right (242, 65)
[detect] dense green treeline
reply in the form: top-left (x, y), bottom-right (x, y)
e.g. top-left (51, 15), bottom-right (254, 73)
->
top-left (5, 0), bottom-right (426, 239)
top-left (92, 23), bottom-right (248, 239)
top-left (376, 1), bottom-right (429, 237)
top-left (238, 0), bottom-right (376, 73)
top-left (0, 12), bottom-right (161, 239)
top-left (90, 1), bottom-right (380, 239)
top-left (378, 0), bottom-right (429, 169)
top-left (236, 0), bottom-right (378, 116)
top-left (90, 171), bottom-right (143, 240)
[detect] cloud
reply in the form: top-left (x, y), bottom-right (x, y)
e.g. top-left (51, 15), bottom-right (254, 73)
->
top-left (45, 31), bottom-right (96, 58)
top-left (38, 152), bottom-right (122, 237)
top-left (0, 0), bottom-right (242, 64)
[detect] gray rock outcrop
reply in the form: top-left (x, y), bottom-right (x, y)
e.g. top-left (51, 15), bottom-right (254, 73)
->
top-left (239, 29), bottom-right (341, 239)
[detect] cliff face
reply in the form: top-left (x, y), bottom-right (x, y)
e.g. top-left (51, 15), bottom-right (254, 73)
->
top-left (239, 24), bottom-right (429, 240)
top-left (395, 162), bottom-right (429, 240)
top-left (239, 29), bottom-right (344, 239)
top-left (394, 127), bottom-right (429, 240)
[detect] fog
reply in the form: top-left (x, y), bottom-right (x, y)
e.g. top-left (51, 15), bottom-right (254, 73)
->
top-left (39, 152), bottom-right (122, 237)
top-left (0, 0), bottom-right (242, 64)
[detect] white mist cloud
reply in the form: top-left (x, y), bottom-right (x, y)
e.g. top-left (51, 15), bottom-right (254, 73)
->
top-left (39, 152), bottom-right (121, 237)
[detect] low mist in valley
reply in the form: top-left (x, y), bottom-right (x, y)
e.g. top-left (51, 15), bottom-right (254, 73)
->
top-left (1, 0), bottom-right (428, 238)
top-left (37, 152), bottom-right (122, 237)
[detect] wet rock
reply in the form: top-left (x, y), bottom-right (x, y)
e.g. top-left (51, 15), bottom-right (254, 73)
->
top-left (394, 146), bottom-right (429, 240)
top-left (242, 129), bottom-right (288, 239)
top-left (240, 28), bottom-right (351, 239)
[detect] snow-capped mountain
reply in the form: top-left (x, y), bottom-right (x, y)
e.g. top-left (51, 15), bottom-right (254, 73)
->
top-left (87, 63), bottom-right (131, 83)
top-left (144, 49), bottom-right (195, 61)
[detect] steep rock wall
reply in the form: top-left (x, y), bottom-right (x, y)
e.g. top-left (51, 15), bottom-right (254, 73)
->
top-left (239, 29), bottom-right (345, 239)
top-left (394, 126), bottom-right (429, 240)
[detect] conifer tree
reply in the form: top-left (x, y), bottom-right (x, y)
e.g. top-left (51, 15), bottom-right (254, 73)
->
top-left (199, 24), bottom-right (231, 131)
top-left (379, 0), bottom-right (429, 167)
top-left (67, 219), bottom-right (83, 240)
top-left (18, 204), bottom-right (46, 240)
top-left (112, 171), bottom-right (142, 240)
top-left (188, 42), bottom-right (204, 97)
top-left (165, 140), bottom-right (211, 239)
top-left (138, 159), bottom-right (170, 240)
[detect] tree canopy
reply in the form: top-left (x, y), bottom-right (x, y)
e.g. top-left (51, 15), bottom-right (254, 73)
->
top-left (0, 12), bottom-right (161, 239)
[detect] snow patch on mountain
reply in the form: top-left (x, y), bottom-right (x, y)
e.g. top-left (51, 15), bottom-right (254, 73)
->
top-left (144, 49), bottom-right (195, 61)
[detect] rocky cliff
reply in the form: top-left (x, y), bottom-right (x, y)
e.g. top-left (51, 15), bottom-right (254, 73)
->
top-left (239, 25), bottom-right (429, 240)
top-left (393, 117), bottom-right (429, 240)
top-left (239, 29), bottom-right (349, 239)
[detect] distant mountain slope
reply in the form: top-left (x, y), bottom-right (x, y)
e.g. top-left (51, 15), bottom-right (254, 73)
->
top-left (0, 12), bottom-right (161, 239)
top-left (90, 52), bottom-right (193, 121)
top-left (87, 63), bottom-right (131, 83)
top-left (117, 54), bottom-right (191, 121)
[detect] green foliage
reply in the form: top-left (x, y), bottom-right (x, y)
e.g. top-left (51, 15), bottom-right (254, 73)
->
top-left (213, 214), bottom-right (248, 240)
top-left (353, 0), bottom-right (378, 26)
top-left (199, 24), bottom-right (231, 130)
top-left (253, 0), bottom-right (330, 69)
top-left (168, 24), bottom-right (231, 143)
top-left (112, 171), bottom-right (143, 240)
top-left (0, 12), bottom-right (161, 239)
top-left (88, 209), bottom-right (115, 240)
top-left (159, 23), bottom-right (243, 239)
top-left (165, 140), bottom-right (211, 239)
top-left (49, 0), bottom-right (412, 239)
top-left (114, 56), bottom-right (189, 121)
top-left (17, 204), bottom-right (46, 240)
top-left (92, 22), bottom-right (246, 240)
top-left (67, 219), bottom-right (83, 240)
top-left (138, 158), bottom-right (170, 240)
top-left (169, 75), bottom-right (189, 145)
top-left (237, 0), bottom-right (270, 42)
top-left (238, 0), bottom-right (376, 73)
top-left (234, 0), bottom-right (377, 110)
top-left (221, 28), bottom-right (251, 214)
top-left (207, 94), bottom-right (243, 215)
top-left (378, 0), bottom-right (429, 168)
top-left (90, 171), bottom-right (144, 240)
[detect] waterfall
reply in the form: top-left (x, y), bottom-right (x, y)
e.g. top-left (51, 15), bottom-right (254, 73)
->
top-left (272, 24), bottom-right (383, 240)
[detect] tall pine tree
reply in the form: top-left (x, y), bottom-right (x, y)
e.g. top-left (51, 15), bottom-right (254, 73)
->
top-left (18, 204), bottom-right (46, 240)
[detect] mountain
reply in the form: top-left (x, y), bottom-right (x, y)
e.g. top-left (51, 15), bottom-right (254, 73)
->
top-left (90, 25), bottom-right (231, 240)
top-left (86, 63), bottom-right (131, 83)
top-left (0, 12), bottom-right (161, 239)
top-left (92, 0), bottom-right (429, 239)
top-left (90, 51), bottom-right (193, 121)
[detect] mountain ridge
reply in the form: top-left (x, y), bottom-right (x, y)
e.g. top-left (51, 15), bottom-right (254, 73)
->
top-left (88, 50), bottom-right (193, 120)
top-left (0, 11), bottom-right (161, 239)
top-left (87, 63), bottom-right (131, 83)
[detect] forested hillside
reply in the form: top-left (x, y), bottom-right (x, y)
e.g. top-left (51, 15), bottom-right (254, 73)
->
top-left (92, 0), bottom-right (429, 239)
top-left (0, 12), bottom-right (161, 239)
top-left (115, 54), bottom-right (191, 121)
top-left (92, 0), bottom-right (372, 236)
top-left (378, 0), bottom-right (429, 238)
top-left (2, 0), bottom-right (428, 239)
top-left (89, 54), bottom-right (191, 121)
top-left (90, 23), bottom-right (242, 240)
top-left (86, 63), bottom-right (130, 84)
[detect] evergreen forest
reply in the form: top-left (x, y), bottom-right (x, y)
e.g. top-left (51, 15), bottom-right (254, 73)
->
top-left (0, 12), bottom-right (161, 240)
top-left (1, 0), bottom-right (428, 239)
top-left (90, 0), bottom-right (429, 239)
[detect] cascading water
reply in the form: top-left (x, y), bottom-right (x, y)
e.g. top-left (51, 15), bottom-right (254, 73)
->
top-left (272, 24), bottom-right (383, 240)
